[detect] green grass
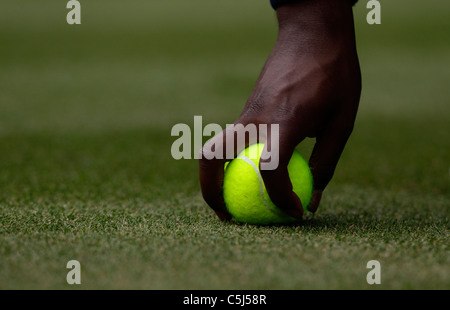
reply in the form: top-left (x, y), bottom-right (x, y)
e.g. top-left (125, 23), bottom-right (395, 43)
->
top-left (0, 0), bottom-right (449, 289)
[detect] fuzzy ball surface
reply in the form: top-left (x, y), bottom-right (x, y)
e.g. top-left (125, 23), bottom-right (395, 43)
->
top-left (223, 143), bottom-right (313, 225)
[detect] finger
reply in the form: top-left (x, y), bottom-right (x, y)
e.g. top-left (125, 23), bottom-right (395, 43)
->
top-left (199, 128), bottom-right (231, 221)
top-left (259, 128), bottom-right (304, 219)
top-left (308, 116), bottom-right (354, 212)
top-left (307, 190), bottom-right (323, 213)
top-left (199, 150), bottom-right (230, 221)
top-left (199, 120), bottom-right (257, 221)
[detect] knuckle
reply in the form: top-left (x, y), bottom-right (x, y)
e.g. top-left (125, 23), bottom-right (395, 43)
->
top-left (245, 93), bottom-right (266, 115)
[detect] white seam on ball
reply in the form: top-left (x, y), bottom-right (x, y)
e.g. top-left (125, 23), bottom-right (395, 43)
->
top-left (237, 155), bottom-right (285, 218)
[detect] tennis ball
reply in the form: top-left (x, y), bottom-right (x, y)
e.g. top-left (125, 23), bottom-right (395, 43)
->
top-left (223, 143), bottom-right (313, 225)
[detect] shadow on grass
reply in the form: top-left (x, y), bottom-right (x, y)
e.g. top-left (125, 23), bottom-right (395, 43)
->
top-left (222, 210), bottom-right (445, 238)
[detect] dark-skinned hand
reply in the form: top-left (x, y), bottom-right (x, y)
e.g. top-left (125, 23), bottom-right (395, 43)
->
top-left (199, 0), bottom-right (361, 221)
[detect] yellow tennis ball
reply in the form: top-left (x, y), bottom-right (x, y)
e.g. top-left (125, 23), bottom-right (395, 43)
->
top-left (223, 143), bottom-right (313, 225)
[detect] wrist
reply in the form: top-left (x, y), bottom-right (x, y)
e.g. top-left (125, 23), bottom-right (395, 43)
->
top-left (275, 0), bottom-right (357, 53)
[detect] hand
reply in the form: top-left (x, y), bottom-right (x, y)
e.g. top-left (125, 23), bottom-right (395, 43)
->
top-left (199, 0), bottom-right (361, 221)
